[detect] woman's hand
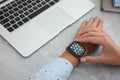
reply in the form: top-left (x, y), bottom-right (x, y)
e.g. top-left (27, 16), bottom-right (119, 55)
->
top-left (76, 17), bottom-right (120, 65)
top-left (74, 17), bottom-right (100, 53)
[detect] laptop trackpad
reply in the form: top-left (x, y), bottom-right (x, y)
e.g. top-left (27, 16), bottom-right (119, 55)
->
top-left (36, 8), bottom-right (72, 35)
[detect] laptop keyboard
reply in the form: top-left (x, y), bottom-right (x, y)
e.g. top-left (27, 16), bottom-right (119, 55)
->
top-left (0, 0), bottom-right (59, 32)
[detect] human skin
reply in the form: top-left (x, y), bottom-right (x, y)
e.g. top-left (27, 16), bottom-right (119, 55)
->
top-left (76, 17), bottom-right (120, 65)
top-left (60, 17), bottom-right (102, 67)
top-left (61, 16), bottom-right (120, 67)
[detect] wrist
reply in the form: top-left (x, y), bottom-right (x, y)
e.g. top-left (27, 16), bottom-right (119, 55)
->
top-left (80, 42), bottom-right (98, 53)
top-left (60, 50), bottom-right (79, 68)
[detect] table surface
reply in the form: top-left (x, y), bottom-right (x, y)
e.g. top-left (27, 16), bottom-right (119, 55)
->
top-left (0, 0), bottom-right (120, 80)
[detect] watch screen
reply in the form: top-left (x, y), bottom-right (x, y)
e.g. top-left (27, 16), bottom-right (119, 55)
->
top-left (68, 41), bottom-right (86, 57)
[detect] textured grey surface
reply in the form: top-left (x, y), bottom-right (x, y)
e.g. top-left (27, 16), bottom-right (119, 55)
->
top-left (0, 0), bottom-right (120, 80)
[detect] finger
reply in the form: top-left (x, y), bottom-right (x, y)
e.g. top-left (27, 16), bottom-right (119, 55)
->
top-left (81, 56), bottom-right (103, 63)
top-left (76, 36), bottom-right (103, 45)
top-left (80, 20), bottom-right (87, 29)
top-left (79, 31), bottom-right (102, 38)
top-left (92, 17), bottom-right (99, 27)
top-left (79, 28), bottom-right (101, 35)
top-left (86, 17), bottom-right (94, 26)
top-left (78, 20), bottom-right (87, 34)
top-left (97, 18), bottom-right (103, 28)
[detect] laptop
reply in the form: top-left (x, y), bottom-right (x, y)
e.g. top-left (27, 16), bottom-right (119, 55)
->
top-left (0, 0), bottom-right (95, 57)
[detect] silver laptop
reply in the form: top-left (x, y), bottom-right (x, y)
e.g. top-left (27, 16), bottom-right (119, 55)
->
top-left (0, 0), bottom-right (95, 57)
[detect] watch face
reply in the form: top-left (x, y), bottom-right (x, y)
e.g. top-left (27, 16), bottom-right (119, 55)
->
top-left (68, 41), bottom-right (86, 57)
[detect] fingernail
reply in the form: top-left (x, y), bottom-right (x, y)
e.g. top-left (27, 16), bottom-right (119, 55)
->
top-left (81, 58), bottom-right (86, 62)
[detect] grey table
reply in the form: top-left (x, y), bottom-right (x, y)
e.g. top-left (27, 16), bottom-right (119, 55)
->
top-left (0, 0), bottom-right (120, 80)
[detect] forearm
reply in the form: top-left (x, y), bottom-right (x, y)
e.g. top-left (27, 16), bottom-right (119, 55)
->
top-left (60, 50), bottom-right (79, 67)
top-left (29, 57), bottom-right (73, 80)
top-left (60, 42), bottom-right (98, 67)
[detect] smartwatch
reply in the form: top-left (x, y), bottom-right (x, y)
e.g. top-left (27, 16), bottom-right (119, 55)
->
top-left (67, 41), bottom-right (87, 58)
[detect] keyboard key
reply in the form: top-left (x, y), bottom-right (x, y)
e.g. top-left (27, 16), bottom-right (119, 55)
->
top-left (6, 3), bottom-right (11, 7)
top-left (12, 24), bottom-right (19, 29)
top-left (18, 10), bottom-right (24, 14)
top-left (28, 4), bottom-right (50, 19)
top-left (4, 23), bottom-right (11, 28)
top-left (22, 2), bottom-right (28, 6)
top-left (23, 7), bottom-right (28, 11)
top-left (10, 20), bottom-right (16, 24)
top-left (36, 0), bottom-right (41, 3)
top-left (21, 0), bottom-right (26, 2)
top-left (28, 9), bottom-right (34, 13)
top-left (17, 1), bottom-right (22, 4)
top-left (18, 5), bottom-right (23, 9)
top-left (0, 11), bottom-right (3, 15)
top-left (9, 10), bottom-right (14, 14)
top-left (17, 21), bottom-right (23, 26)
top-left (7, 27), bottom-right (14, 32)
top-left (54, 0), bottom-right (59, 2)
top-left (7, 5), bottom-right (13, 9)
top-left (37, 4), bottom-right (42, 8)
top-left (3, 8), bottom-right (9, 12)
top-left (13, 8), bottom-right (19, 11)
top-left (31, 2), bottom-right (36, 6)
top-left (24, 12), bottom-right (29, 16)
top-left (0, 18), bottom-right (9, 25)
top-left (19, 14), bottom-right (25, 18)
top-left (45, 0), bottom-right (50, 2)
top-left (14, 12), bottom-right (19, 17)
top-left (27, 5), bottom-right (32, 8)
top-left (41, 1), bottom-right (46, 5)
top-left (12, 3), bottom-right (18, 7)
top-left (22, 17), bottom-right (29, 23)
top-left (4, 13), bottom-right (9, 17)
top-left (9, 15), bottom-right (14, 19)
top-left (27, 0), bottom-right (32, 3)
top-left (0, 16), bottom-right (5, 21)
top-left (11, 1), bottom-right (15, 4)
top-left (1, 6), bottom-right (6, 9)
top-left (33, 6), bottom-right (38, 10)
top-left (49, 1), bottom-right (55, 6)
top-left (15, 17), bottom-right (20, 21)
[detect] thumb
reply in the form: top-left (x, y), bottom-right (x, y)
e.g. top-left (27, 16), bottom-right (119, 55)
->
top-left (81, 56), bottom-right (103, 63)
